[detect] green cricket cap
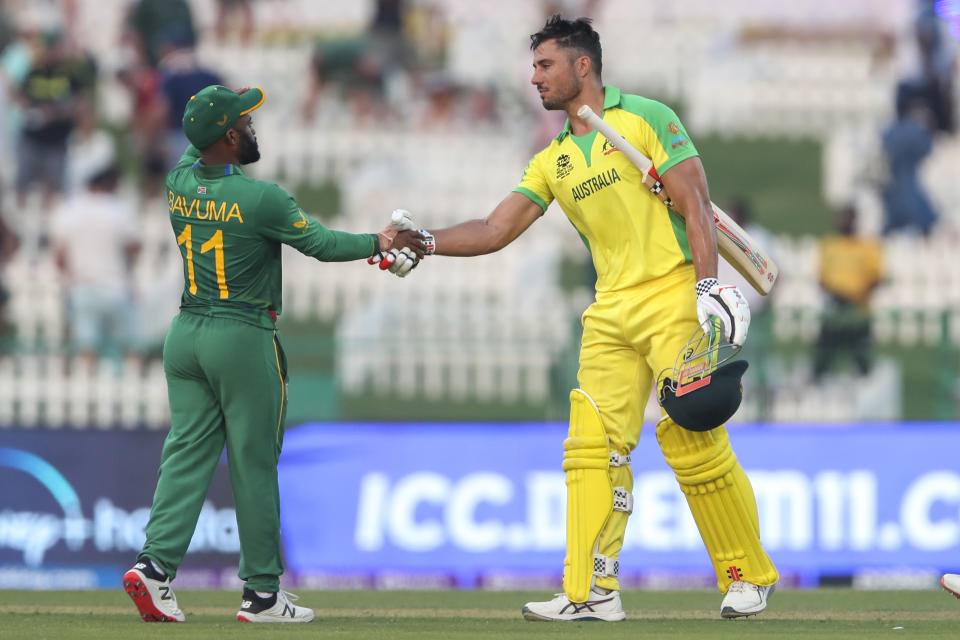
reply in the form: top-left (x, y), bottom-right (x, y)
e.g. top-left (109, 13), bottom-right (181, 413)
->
top-left (182, 85), bottom-right (265, 150)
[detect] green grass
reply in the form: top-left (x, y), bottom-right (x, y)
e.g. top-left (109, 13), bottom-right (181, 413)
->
top-left (2, 588), bottom-right (959, 639)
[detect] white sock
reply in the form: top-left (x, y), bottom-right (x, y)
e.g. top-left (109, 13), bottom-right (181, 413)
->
top-left (150, 560), bottom-right (165, 577)
top-left (255, 591), bottom-right (274, 599)
top-left (592, 586), bottom-right (613, 595)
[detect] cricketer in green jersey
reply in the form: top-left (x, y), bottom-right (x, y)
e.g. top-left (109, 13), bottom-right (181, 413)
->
top-left (123, 85), bottom-right (425, 624)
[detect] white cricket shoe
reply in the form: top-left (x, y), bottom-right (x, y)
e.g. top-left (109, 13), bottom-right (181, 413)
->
top-left (122, 561), bottom-right (185, 622)
top-left (236, 589), bottom-right (315, 623)
top-left (942, 574), bottom-right (960, 598)
top-left (721, 580), bottom-right (775, 618)
top-left (522, 588), bottom-right (626, 622)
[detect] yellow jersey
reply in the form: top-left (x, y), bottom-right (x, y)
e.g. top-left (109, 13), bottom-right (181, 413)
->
top-left (515, 86), bottom-right (700, 292)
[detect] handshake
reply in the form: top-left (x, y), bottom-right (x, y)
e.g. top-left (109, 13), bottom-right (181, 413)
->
top-left (368, 209), bottom-right (435, 277)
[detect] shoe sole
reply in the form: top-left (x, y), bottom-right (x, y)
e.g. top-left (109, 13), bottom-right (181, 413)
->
top-left (237, 612), bottom-right (315, 623)
top-left (122, 570), bottom-right (182, 622)
top-left (942, 577), bottom-right (960, 599)
top-left (521, 606), bottom-right (625, 622)
top-left (721, 606), bottom-right (764, 619)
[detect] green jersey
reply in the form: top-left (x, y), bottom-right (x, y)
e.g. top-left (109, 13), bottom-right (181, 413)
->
top-left (166, 146), bottom-right (377, 329)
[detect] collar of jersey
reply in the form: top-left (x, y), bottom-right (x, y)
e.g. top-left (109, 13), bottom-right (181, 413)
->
top-left (191, 162), bottom-right (245, 178)
top-left (556, 86), bottom-right (622, 143)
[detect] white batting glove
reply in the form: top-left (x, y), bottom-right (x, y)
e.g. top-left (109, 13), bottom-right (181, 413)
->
top-left (367, 209), bottom-right (416, 272)
top-left (695, 278), bottom-right (750, 346)
top-left (368, 209), bottom-right (435, 277)
top-left (391, 208), bottom-right (415, 232)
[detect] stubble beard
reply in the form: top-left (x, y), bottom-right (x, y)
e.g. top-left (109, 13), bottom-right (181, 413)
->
top-left (540, 75), bottom-right (581, 112)
top-left (238, 129), bottom-right (261, 165)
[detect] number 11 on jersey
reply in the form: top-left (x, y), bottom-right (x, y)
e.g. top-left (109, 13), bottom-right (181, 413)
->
top-left (177, 224), bottom-right (229, 299)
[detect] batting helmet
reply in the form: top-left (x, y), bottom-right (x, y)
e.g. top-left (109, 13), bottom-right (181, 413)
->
top-left (657, 320), bottom-right (749, 432)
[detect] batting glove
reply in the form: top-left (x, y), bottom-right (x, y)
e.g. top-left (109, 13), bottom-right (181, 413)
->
top-left (367, 209), bottom-right (435, 277)
top-left (695, 278), bottom-right (750, 347)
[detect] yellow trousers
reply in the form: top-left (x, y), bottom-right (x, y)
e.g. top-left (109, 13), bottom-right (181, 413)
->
top-left (574, 264), bottom-right (778, 594)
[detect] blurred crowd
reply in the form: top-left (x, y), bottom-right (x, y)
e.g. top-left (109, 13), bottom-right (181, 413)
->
top-left (880, 0), bottom-right (955, 237)
top-left (0, 0), bottom-right (953, 420)
top-left (0, 0), bottom-right (517, 364)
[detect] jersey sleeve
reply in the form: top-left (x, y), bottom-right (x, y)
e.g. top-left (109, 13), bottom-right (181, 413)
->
top-left (512, 152), bottom-right (553, 213)
top-left (627, 98), bottom-right (699, 177)
top-left (256, 183), bottom-right (376, 261)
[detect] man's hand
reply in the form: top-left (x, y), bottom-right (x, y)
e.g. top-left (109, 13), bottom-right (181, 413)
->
top-left (367, 209), bottom-right (435, 277)
top-left (695, 278), bottom-right (750, 346)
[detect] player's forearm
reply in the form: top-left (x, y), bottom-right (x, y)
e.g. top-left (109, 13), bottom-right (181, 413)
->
top-left (660, 158), bottom-right (718, 281)
top-left (677, 198), bottom-right (718, 281)
top-left (296, 227), bottom-right (377, 262)
top-left (427, 193), bottom-right (543, 257)
top-left (429, 219), bottom-right (511, 257)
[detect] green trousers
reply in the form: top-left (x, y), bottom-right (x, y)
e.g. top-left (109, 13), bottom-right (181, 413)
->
top-left (140, 312), bottom-right (288, 592)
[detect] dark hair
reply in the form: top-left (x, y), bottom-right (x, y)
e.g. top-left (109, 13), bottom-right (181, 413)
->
top-left (530, 14), bottom-right (602, 78)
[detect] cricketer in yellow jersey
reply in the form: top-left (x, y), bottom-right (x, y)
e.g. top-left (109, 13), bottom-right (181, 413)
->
top-left (382, 15), bottom-right (778, 621)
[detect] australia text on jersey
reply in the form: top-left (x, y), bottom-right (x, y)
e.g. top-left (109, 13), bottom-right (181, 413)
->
top-left (570, 167), bottom-right (622, 202)
top-left (168, 190), bottom-right (245, 224)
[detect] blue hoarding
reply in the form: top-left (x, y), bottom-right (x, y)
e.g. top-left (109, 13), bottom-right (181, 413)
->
top-left (2, 422), bottom-right (957, 589)
top-left (278, 422), bottom-right (960, 586)
top-left (0, 430), bottom-right (239, 589)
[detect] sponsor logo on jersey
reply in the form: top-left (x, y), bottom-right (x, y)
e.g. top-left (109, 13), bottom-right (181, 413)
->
top-left (556, 154), bottom-right (573, 179)
top-left (169, 190), bottom-right (245, 223)
top-left (671, 135), bottom-right (688, 149)
top-left (668, 122), bottom-right (680, 134)
top-left (197, 186), bottom-right (207, 195)
top-left (570, 168), bottom-right (621, 202)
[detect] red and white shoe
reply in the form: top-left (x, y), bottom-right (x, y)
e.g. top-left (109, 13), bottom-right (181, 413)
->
top-left (942, 574), bottom-right (960, 598)
top-left (122, 561), bottom-right (185, 622)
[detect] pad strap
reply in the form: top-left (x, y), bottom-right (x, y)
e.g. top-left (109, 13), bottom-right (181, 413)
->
top-left (613, 486), bottom-right (634, 514)
top-left (593, 553), bottom-right (619, 578)
top-left (609, 452), bottom-right (631, 467)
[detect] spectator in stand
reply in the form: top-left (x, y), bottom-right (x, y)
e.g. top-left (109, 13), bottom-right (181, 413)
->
top-left (0, 209), bottom-right (20, 342)
top-left (812, 204), bottom-right (883, 382)
top-left (880, 87), bottom-right (938, 237)
top-left (50, 165), bottom-right (141, 367)
top-left (215, 0), bottom-right (255, 45)
top-left (125, 0), bottom-right (196, 69)
top-left (301, 0), bottom-right (412, 124)
top-left (157, 39), bottom-right (222, 170)
top-left (116, 54), bottom-right (167, 197)
top-left (13, 29), bottom-right (91, 209)
top-left (897, 1), bottom-right (955, 134)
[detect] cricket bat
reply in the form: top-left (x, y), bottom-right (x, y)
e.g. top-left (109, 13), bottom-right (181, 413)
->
top-left (576, 105), bottom-right (779, 295)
